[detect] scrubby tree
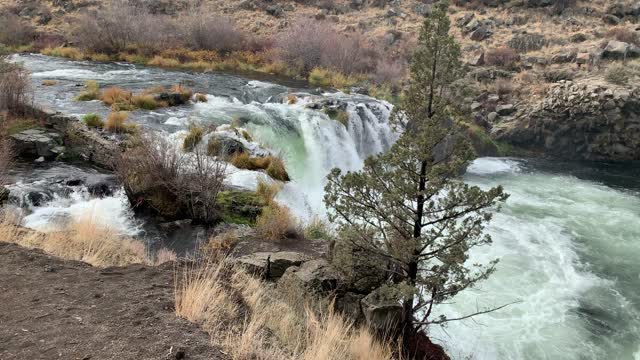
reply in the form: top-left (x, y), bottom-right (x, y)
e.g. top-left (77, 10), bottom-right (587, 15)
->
top-left (324, 0), bottom-right (508, 341)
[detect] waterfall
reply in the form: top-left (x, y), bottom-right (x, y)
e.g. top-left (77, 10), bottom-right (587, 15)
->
top-left (187, 92), bottom-right (397, 220)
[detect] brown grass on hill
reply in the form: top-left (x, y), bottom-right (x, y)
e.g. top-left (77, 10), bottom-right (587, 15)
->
top-left (175, 261), bottom-right (394, 359)
top-left (0, 212), bottom-right (175, 267)
top-left (485, 47), bottom-right (520, 68)
top-left (605, 27), bottom-right (640, 46)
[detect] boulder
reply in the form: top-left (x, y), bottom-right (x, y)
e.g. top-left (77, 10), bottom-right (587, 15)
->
top-left (335, 292), bottom-right (365, 323)
top-left (470, 26), bottom-right (492, 41)
top-left (551, 52), bottom-right (575, 64)
top-left (278, 259), bottom-right (342, 293)
top-left (602, 14), bottom-right (622, 25)
top-left (234, 251), bottom-right (311, 279)
top-left (496, 104), bottom-right (516, 115)
top-left (603, 40), bottom-right (640, 60)
top-left (569, 33), bottom-right (588, 43)
top-left (266, 5), bottom-right (284, 17)
top-left (576, 52), bottom-right (590, 65)
top-left (207, 135), bottom-right (245, 157)
top-left (456, 13), bottom-right (475, 27)
top-left (10, 129), bottom-right (62, 160)
top-left (154, 92), bottom-right (189, 106)
top-left (361, 286), bottom-right (404, 332)
top-left (464, 18), bottom-right (481, 33)
top-left (468, 50), bottom-right (485, 66)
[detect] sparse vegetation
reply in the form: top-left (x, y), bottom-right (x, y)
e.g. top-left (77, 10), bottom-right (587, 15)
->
top-left (183, 126), bottom-right (204, 152)
top-left (231, 153), bottom-right (290, 181)
top-left (82, 113), bottom-right (103, 128)
top-left (0, 213), bottom-right (174, 267)
top-left (175, 261), bottom-right (393, 359)
top-left (485, 47), bottom-right (520, 68)
top-left (0, 58), bottom-right (32, 115)
top-left (256, 203), bottom-right (299, 242)
top-left (115, 134), bottom-right (226, 224)
top-left (605, 64), bottom-right (629, 85)
top-left (105, 111), bottom-right (134, 133)
top-left (75, 80), bottom-right (100, 101)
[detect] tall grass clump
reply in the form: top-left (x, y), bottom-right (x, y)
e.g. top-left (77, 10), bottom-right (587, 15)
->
top-left (105, 111), bottom-right (133, 133)
top-left (183, 126), bottom-right (204, 151)
top-left (82, 113), bottom-right (103, 128)
top-left (75, 80), bottom-right (100, 101)
top-left (231, 153), bottom-right (290, 181)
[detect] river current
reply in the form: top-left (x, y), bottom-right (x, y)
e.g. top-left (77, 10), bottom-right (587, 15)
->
top-left (8, 54), bottom-right (640, 360)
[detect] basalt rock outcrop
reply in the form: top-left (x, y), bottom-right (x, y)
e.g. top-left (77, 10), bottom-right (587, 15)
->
top-left (493, 80), bottom-right (640, 161)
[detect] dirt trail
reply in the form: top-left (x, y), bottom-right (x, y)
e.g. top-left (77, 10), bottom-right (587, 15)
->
top-left (0, 242), bottom-right (223, 360)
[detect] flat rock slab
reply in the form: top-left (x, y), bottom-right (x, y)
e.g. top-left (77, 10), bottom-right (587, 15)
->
top-left (0, 242), bottom-right (225, 360)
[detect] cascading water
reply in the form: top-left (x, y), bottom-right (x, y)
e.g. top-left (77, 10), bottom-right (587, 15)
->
top-left (9, 54), bottom-right (640, 359)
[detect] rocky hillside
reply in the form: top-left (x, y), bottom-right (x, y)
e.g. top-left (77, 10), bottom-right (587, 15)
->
top-left (2, 0), bottom-right (640, 160)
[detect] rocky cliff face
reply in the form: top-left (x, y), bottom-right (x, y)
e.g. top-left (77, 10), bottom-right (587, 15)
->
top-left (493, 80), bottom-right (640, 161)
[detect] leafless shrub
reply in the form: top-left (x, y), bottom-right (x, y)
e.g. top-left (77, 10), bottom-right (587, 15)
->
top-left (373, 59), bottom-right (407, 87)
top-left (179, 13), bottom-right (245, 54)
top-left (606, 27), bottom-right (640, 46)
top-left (550, 0), bottom-right (577, 15)
top-left (115, 134), bottom-right (226, 224)
top-left (485, 47), bottom-right (520, 68)
top-left (277, 20), bottom-right (375, 74)
top-left (72, 0), bottom-right (177, 55)
top-left (321, 33), bottom-right (376, 74)
top-left (492, 78), bottom-right (514, 97)
top-left (0, 13), bottom-right (36, 46)
top-left (0, 138), bottom-right (13, 188)
top-left (0, 59), bottom-right (32, 115)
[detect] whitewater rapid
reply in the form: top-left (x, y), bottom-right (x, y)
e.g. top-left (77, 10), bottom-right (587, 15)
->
top-left (10, 54), bottom-right (640, 359)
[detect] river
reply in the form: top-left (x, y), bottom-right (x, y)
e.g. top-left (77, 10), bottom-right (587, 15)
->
top-left (8, 54), bottom-right (640, 360)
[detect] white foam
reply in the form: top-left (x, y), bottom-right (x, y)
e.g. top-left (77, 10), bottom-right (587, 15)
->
top-left (467, 157), bottom-right (521, 175)
top-left (22, 189), bottom-right (140, 236)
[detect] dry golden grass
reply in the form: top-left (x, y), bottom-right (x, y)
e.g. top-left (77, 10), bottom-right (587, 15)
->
top-left (256, 203), bottom-right (299, 242)
top-left (105, 111), bottom-right (135, 133)
top-left (231, 153), bottom-right (291, 181)
top-left (0, 212), bottom-right (175, 267)
top-left (175, 259), bottom-right (394, 360)
top-left (101, 87), bottom-right (132, 106)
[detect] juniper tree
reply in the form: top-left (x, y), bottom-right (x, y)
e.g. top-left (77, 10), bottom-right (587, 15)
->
top-left (324, 0), bottom-right (508, 338)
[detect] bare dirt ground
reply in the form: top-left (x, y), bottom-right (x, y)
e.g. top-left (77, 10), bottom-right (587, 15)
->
top-left (0, 242), bottom-right (224, 360)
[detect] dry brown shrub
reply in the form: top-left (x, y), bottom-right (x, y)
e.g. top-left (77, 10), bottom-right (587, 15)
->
top-left (0, 13), bottom-right (36, 46)
top-left (606, 27), bottom-right (640, 46)
top-left (179, 12), bottom-right (245, 54)
top-left (276, 20), bottom-right (375, 74)
top-left (0, 60), bottom-right (32, 115)
top-left (256, 203), bottom-right (300, 242)
top-left (485, 47), bottom-right (520, 68)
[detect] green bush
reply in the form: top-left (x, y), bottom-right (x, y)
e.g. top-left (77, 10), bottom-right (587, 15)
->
top-left (82, 113), bottom-right (103, 128)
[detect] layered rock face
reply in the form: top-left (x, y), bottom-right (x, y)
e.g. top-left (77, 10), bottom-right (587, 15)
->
top-left (494, 80), bottom-right (640, 161)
